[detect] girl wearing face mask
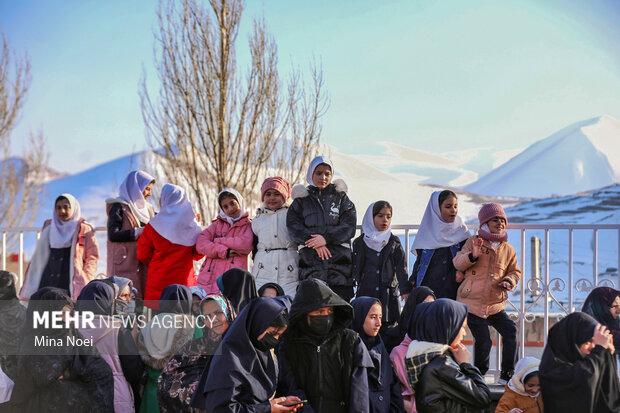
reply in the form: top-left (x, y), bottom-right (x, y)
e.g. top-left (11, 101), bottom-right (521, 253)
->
top-left (279, 279), bottom-right (373, 413)
top-left (106, 170), bottom-right (156, 299)
top-left (20, 194), bottom-right (99, 301)
top-left (539, 312), bottom-right (619, 413)
top-left (453, 203), bottom-right (520, 383)
top-left (196, 188), bottom-right (253, 294)
top-left (353, 201), bottom-right (409, 330)
top-left (495, 357), bottom-right (544, 413)
top-left (409, 190), bottom-right (470, 301)
top-left (252, 177), bottom-right (299, 297)
top-left (287, 156), bottom-right (357, 302)
top-left (158, 294), bottom-right (234, 412)
top-left (351, 297), bottom-right (405, 413)
top-left (199, 297), bottom-right (303, 412)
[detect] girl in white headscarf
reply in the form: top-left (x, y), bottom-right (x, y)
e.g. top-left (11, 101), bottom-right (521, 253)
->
top-left (137, 184), bottom-right (204, 309)
top-left (410, 190), bottom-right (470, 300)
top-left (195, 188), bottom-right (253, 294)
top-left (20, 194), bottom-right (99, 300)
top-left (352, 201), bottom-right (410, 327)
top-left (106, 170), bottom-right (156, 299)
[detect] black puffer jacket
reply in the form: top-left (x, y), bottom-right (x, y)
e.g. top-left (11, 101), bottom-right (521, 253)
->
top-left (287, 180), bottom-right (356, 287)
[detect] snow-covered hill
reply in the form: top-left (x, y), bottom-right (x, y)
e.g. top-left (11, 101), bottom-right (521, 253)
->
top-left (464, 115), bottom-right (620, 198)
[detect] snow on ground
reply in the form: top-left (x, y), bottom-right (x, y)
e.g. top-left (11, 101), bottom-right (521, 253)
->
top-left (465, 115), bottom-right (620, 198)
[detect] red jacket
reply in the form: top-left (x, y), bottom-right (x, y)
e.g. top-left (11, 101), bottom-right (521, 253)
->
top-left (137, 223), bottom-right (204, 308)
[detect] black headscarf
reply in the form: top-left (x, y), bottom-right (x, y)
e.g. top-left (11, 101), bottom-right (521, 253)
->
top-left (202, 297), bottom-right (290, 404)
top-left (539, 312), bottom-right (620, 413)
top-left (351, 296), bottom-right (382, 348)
top-left (107, 276), bottom-right (133, 298)
top-left (411, 298), bottom-right (468, 345)
top-left (0, 270), bottom-right (26, 380)
top-left (258, 282), bottom-right (285, 297)
top-left (582, 286), bottom-right (620, 351)
top-left (159, 284), bottom-right (192, 314)
top-left (21, 287), bottom-right (76, 344)
top-left (76, 280), bottom-right (116, 316)
top-left (399, 286), bottom-right (435, 337)
top-left (217, 268), bottom-right (259, 317)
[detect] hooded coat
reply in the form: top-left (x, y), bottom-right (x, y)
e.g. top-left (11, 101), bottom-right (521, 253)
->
top-left (196, 212), bottom-right (253, 294)
top-left (200, 297), bottom-right (290, 412)
top-left (252, 205), bottom-right (299, 296)
top-left (10, 287), bottom-right (114, 413)
top-left (539, 312), bottom-right (620, 413)
top-left (404, 299), bottom-right (491, 413)
top-left (279, 279), bottom-right (373, 413)
top-left (495, 357), bottom-right (543, 413)
top-left (351, 297), bottom-right (405, 413)
top-left (286, 180), bottom-right (357, 288)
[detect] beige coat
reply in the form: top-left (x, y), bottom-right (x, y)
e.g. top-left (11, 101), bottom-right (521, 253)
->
top-left (453, 236), bottom-right (520, 318)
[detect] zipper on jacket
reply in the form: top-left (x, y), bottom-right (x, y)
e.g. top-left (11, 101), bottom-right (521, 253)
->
top-left (317, 345), bottom-right (323, 411)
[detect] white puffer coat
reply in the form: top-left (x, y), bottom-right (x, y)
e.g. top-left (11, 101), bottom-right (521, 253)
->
top-left (251, 206), bottom-right (299, 296)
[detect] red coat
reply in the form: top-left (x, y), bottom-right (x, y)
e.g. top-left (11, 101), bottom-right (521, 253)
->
top-left (137, 223), bottom-right (204, 308)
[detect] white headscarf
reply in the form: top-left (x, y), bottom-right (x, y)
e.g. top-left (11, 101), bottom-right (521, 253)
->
top-left (49, 193), bottom-right (81, 248)
top-left (119, 170), bottom-right (155, 224)
top-left (306, 155), bottom-right (334, 186)
top-left (149, 184), bottom-right (203, 246)
top-left (410, 191), bottom-right (470, 254)
top-left (362, 202), bottom-right (392, 252)
top-left (508, 356), bottom-right (540, 397)
top-left (218, 188), bottom-right (246, 226)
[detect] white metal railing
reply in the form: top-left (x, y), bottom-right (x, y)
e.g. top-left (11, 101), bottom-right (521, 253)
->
top-left (3, 223), bottom-right (620, 373)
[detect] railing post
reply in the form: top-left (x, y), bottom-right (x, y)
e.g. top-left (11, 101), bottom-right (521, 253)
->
top-left (520, 229), bottom-right (525, 359)
top-left (404, 229), bottom-right (410, 270)
top-left (18, 232), bottom-right (24, 289)
top-left (593, 229), bottom-right (598, 286)
top-left (618, 229), bottom-right (620, 289)
top-left (568, 229), bottom-right (573, 312)
top-left (1, 232), bottom-right (6, 271)
top-left (543, 229), bottom-right (549, 344)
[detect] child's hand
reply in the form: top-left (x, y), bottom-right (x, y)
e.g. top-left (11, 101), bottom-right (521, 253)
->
top-left (472, 237), bottom-right (483, 258)
top-left (498, 281), bottom-right (513, 291)
top-left (315, 246), bottom-right (332, 261)
top-left (593, 324), bottom-right (612, 349)
top-left (195, 213), bottom-right (202, 225)
top-left (305, 234), bottom-right (327, 249)
top-left (229, 249), bottom-right (243, 257)
top-left (450, 343), bottom-right (471, 365)
top-left (608, 334), bottom-right (616, 355)
top-left (509, 409), bottom-right (523, 413)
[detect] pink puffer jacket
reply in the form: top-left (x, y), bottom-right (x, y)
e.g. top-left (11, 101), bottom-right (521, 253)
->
top-left (195, 213), bottom-right (253, 294)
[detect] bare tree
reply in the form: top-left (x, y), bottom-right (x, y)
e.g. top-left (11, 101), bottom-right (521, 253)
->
top-left (140, 0), bottom-right (327, 218)
top-left (0, 33), bottom-right (47, 232)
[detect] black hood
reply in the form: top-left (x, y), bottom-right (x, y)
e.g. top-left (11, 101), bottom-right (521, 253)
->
top-left (289, 279), bottom-right (353, 329)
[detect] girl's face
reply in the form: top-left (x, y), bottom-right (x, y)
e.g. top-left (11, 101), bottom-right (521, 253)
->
top-left (263, 189), bottom-right (285, 210)
top-left (55, 199), bottom-right (72, 221)
top-left (440, 196), bottom-right (458, 223)
top-left (312, 164), bottom-right (332, 189)
top-left (220, 196), bottom-right (241, 218)
top-left (579, 339), bottom-right (596, 357)
top-left (363, 303), bottom-right (382, 337)
top-left (261, 287), bottom-right (278, 298)
top-left (524, 374), bottom-right (540, 396)
top-left (451, 318), bottom-right (468, 348)
top-left (142, 182), bottom-right (154, 200)
top-left (423, 295), bottom-right (435, 303)
top-left (373, 207), bottom-right (392, 231)
top-left (610, 296), bottom-right (620, 319)
top-left (201, 299), bottom-right (230, 336)
top-left (487, 217), bottom-right (506, 234)
top-left (119, 285), bottom-right (131, 302)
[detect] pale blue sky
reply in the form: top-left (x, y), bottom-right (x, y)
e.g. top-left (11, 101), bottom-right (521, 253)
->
top-left (2, 0), bottom-right (620, 173)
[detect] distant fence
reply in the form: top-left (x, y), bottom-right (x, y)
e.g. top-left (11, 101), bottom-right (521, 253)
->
top-left (3, 223), bottom-right (620, 376)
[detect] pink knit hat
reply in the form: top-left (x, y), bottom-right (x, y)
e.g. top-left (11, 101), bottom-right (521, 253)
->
top-left (261, 177), bottom-right (291, 202)
top-left (478, 203), bottom-right (507, 226)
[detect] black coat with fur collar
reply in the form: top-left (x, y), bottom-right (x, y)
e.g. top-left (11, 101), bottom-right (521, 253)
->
top-left (286, 179), bottom-right (357, 287)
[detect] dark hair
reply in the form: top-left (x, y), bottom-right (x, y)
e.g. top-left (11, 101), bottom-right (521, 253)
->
top-left (438, 190), bottom-right (457, 207)
top-left (54, 195), bottom-right (69, 206)
top-left (523, 371), bottom-right (539, 384)
top-left (218, 191), bottom-right (238, 206)
top-left (372, 200), bottom-right (392, 217)
top-left (270, 310), bottom-right (288, 329)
